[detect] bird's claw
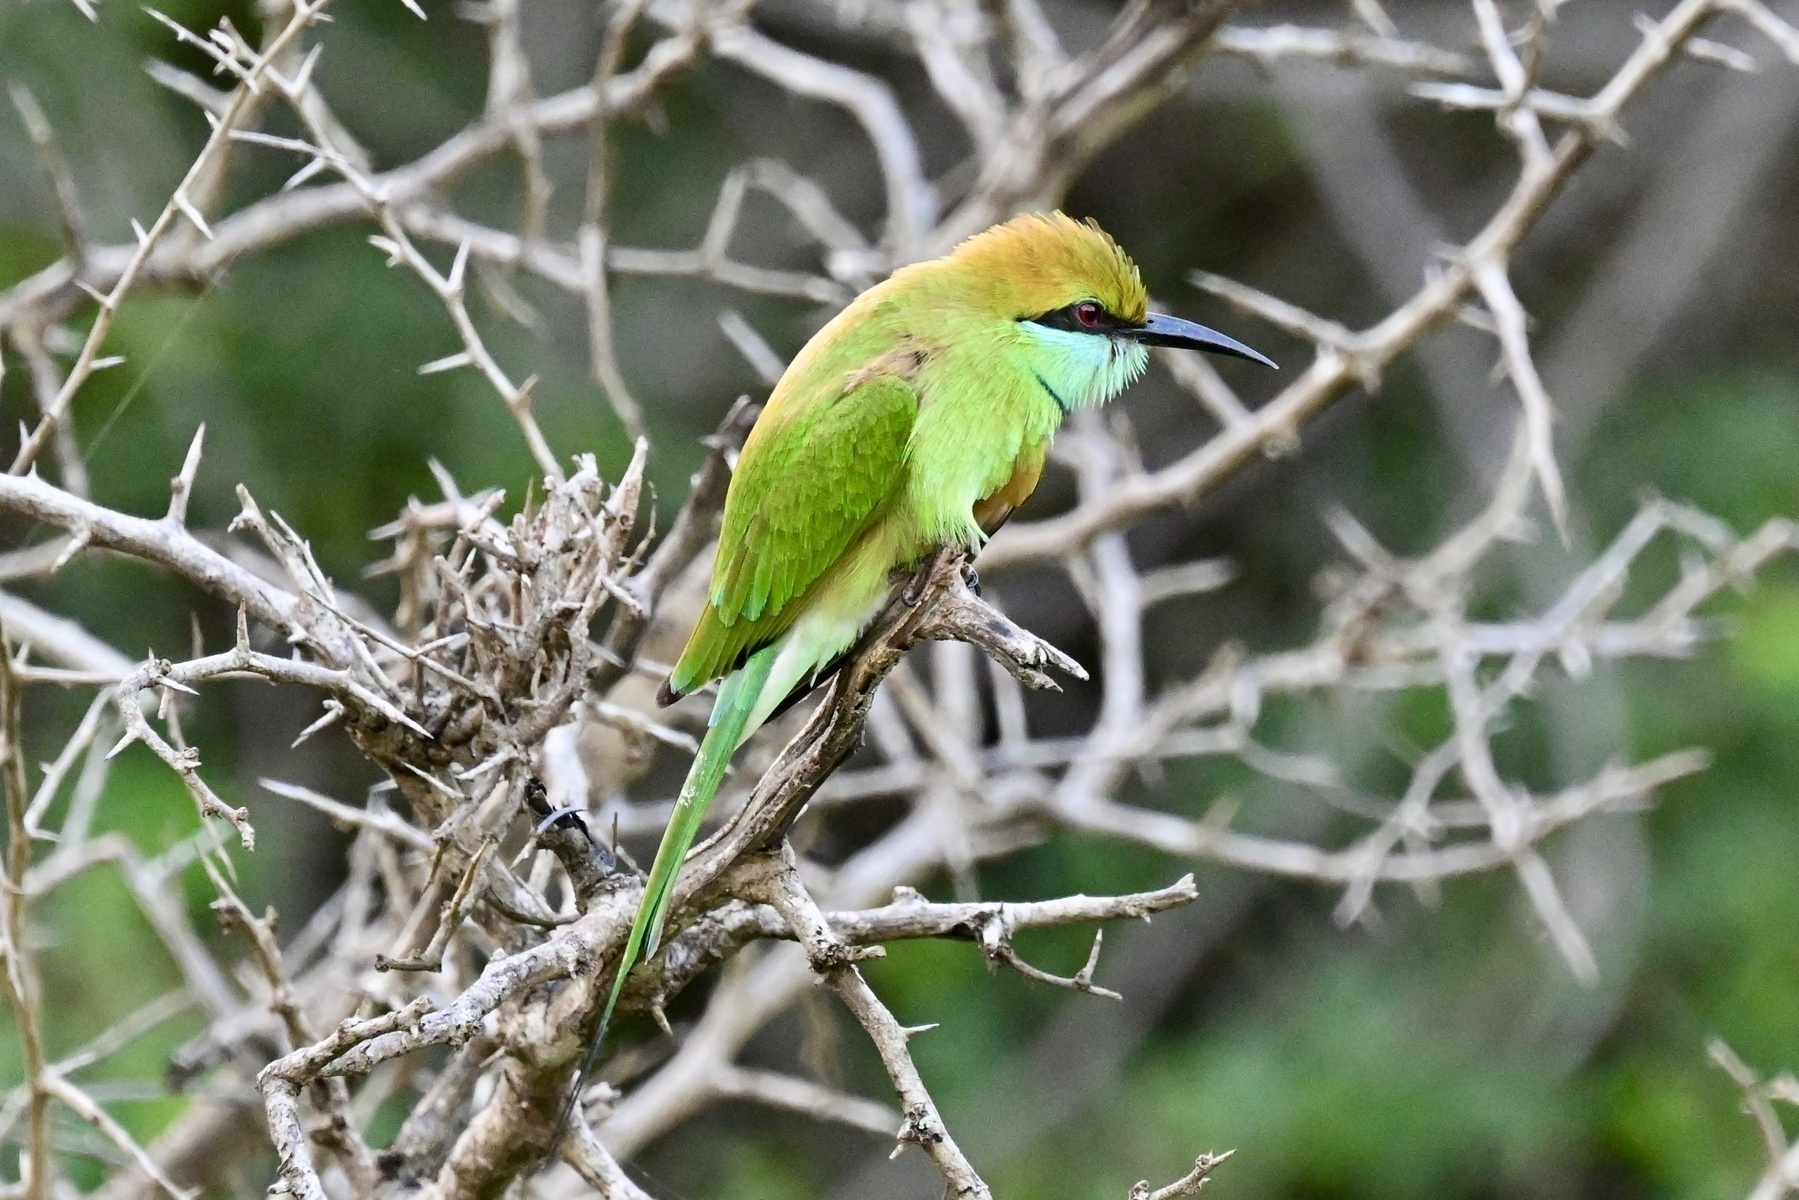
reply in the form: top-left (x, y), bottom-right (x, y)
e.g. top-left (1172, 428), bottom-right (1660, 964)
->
top-left (527, 786), bottom-right (616, 868)
top-left (532, 804), bottom-right (586, 838)
top-left (961, 563), bottom-right (982, 596)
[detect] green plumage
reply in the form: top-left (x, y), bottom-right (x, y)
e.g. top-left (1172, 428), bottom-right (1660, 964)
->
top-left (670, 375), bottom-right (920, 693)
top-left (555, 213), bottom-right (1206, 1150)
top-left (564, 644), bottom-right (776, 1140)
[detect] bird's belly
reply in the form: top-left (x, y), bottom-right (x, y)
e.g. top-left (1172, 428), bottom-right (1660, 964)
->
top-left (973, 442), bottom-right (1047, 536)
top-left (740, 528), bottom-right (903, 733)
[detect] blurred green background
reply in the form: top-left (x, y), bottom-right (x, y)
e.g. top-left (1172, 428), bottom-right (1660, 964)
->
top-left (1, 0), bottom-right (1797, 1197)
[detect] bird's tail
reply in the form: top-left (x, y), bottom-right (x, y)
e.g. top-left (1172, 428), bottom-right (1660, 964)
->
top-left (551, 644), bottom-right (777, 1153)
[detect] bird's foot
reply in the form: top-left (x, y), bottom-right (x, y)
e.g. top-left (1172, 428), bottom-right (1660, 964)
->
top-left (961, 562), bottom-right (982, 596)
top-left (523, 776), bottom-right (617, 881)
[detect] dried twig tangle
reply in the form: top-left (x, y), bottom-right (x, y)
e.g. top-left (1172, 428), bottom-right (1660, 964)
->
top-left (1, 1), bottom-right (1797, 1198)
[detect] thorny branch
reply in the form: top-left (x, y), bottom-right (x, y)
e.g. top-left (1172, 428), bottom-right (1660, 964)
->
top-left (1130, 1151), bottom-right (1235, 1200)
top-left (1711, 1043), bottom-right (1799, 1200)
top-left (1, 1), bottom-right (1797, 1199)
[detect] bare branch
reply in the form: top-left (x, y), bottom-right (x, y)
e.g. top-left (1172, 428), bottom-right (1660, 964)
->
top-left (0, 4), bottom-right (1791, 1198)
top-left (1129, 1150), bottom-right (1234, 1200)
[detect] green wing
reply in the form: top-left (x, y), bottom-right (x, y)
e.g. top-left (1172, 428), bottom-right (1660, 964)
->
top-left (669, 374), bottom-right (917, 694)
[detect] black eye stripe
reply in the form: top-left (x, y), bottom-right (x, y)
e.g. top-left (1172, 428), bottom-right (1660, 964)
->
top-left (1025, 301), bottom-right (1131, 335)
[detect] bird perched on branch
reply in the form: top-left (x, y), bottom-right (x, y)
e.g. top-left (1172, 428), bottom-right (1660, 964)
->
top-left (569, 210), bottom-right (1273, 1117)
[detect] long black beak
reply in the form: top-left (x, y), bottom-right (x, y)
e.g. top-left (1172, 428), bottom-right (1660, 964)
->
top-left (1128, 311), bottom-right (1277, 369)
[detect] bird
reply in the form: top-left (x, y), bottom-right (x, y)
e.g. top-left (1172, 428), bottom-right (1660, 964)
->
top-left (564, 210), bottom-right (1273, 1129)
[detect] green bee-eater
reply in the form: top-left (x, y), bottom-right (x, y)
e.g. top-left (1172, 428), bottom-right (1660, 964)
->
top-left (578, 211), bottom-right (1272, 1095)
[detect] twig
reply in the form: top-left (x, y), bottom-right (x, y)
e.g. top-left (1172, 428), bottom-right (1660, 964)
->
top-left (1129, 1150), bottom-right (1234, 1200)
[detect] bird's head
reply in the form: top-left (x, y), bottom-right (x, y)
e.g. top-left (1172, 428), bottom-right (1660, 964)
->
top-left (932, 211), bottom-right (1275, 411)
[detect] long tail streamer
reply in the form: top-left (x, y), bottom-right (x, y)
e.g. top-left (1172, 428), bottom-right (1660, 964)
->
top-left (546, 644), bottom-right (777, 1158)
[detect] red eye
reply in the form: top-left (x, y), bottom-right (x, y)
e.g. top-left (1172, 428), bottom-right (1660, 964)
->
top-left (1075, 300), bottom-right (1103, 328)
